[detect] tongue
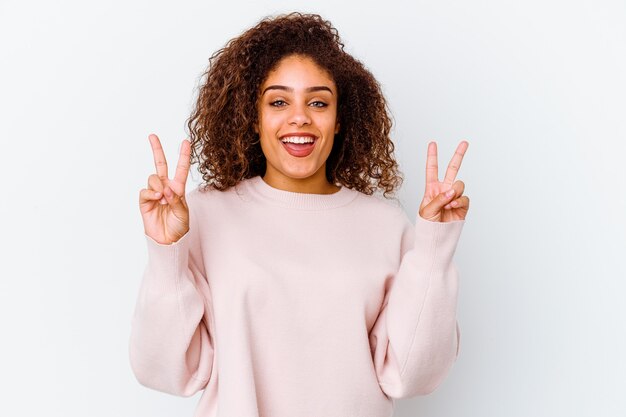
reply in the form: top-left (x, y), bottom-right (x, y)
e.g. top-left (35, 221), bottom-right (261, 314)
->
top-left (285, 143), bottom-right (314, 150)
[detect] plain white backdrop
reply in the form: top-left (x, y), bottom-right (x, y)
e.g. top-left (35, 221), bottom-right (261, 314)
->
top-left (1, 0), bottom-right (624, 416)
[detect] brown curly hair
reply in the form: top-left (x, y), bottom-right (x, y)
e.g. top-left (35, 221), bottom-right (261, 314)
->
top-left (186, 12), bottom-right (403, 198)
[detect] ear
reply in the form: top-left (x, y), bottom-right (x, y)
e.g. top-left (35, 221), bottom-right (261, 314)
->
top-left (334, 121), bottom-right (340, 134)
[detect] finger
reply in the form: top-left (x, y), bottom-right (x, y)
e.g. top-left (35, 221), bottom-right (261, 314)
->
top-left (139, 188), bottom-right (163, 204)
top-left (451, 179), bottom-right (465, 198)
top-left (149, 133), bottom-right (169, 181)
top-left (163, 184), bottom-right (188, 214)
top-left (147, 174), bottom-right (168, 205)
top-left (425, 141), bottom-right (439, 185)
top-left (147, 174), bottom-right (165, 192)
top-left (421, 187), bottom-right (457, 219)
top-left (172, 139), bottom-right (191, 189)
top-left (444, 196), bottom-right (470, 210)
top-left (440, 180), bottom-right (465, 202)
top-left (443, 140), bottom-right (469, 186)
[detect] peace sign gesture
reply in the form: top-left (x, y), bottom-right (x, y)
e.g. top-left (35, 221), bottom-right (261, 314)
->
top-left (418, 141), bottom-right (470, 223)
top-left (139, 134), bottom-right (192, 244)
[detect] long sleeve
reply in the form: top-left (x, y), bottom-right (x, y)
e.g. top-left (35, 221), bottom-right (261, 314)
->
top-left (128, 224), bottom-right (215, 397)
top-left (369, 212), bottom-right (465, 399)
top-left (127, 176), bottom-right (469, 417)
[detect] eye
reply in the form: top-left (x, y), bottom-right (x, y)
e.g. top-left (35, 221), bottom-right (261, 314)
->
top-left (270, 100), bottom-right (287, 107)
top-left (309, 101), bottom-right (328, 108)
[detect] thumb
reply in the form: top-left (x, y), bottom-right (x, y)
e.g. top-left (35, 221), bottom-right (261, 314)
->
top-left (421, 188), bottom-right (456, 220)
top-left (163, 185), bottom-right (187, 216)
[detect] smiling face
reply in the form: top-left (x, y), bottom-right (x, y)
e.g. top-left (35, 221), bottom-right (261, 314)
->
top-left (256, 54), bottom-right (340, 194)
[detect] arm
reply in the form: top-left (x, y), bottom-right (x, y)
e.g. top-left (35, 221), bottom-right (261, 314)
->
top-left (129, 228), bottom-right (215, 397)
top-left (369, 213), bottom-right (465, 399)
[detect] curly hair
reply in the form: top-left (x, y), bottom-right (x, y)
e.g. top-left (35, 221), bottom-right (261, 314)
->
top-left (186, 12), bottom-right (403, 198)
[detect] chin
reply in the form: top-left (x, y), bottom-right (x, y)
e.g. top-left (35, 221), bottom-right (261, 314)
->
top-left (280, 163), bottom-right (321, 178)
top-left (282, 170), bottom-right (318, 180)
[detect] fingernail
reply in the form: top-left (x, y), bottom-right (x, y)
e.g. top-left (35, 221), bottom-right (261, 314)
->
top-left (154, 192), bottom-right (161, 198)
top-left (446, 189), bottom-right (455, 198)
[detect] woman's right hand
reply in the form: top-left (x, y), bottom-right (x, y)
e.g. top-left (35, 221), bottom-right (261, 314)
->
top-left (139, 134), bottom-right (192, 245)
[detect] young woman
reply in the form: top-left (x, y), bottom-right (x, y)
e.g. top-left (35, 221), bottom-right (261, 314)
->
top-left (130, 12), bottom-right (469, 417)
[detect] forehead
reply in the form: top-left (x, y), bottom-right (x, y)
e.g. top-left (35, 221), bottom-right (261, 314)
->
top-left (262, 55), bottom-right (336, 89)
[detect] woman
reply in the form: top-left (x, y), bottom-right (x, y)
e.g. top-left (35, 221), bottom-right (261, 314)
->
top-left (130, 12), bottom-right (469, 417)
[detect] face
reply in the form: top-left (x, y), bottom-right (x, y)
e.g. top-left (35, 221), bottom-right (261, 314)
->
top-left (256, 54), bottom-right (340, 193)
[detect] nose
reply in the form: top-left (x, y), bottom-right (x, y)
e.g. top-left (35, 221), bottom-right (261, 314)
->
top-left (288, 102), bottom-right (311, 127)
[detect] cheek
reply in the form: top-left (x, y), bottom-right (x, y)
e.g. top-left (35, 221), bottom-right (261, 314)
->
top-left (322, 114), bottom-right (339, 133)
top-left (257, 117), bottom-right (283, 151)
top-left (258, 111), bottom-right (284, 134)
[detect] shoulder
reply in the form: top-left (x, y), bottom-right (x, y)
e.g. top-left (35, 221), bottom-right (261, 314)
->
top-left (184, 179), bottom-right (251, 209)
top-left (352, 191), bottom-right (413, 228)
top-left (182, 181), bottom-right (251, 243)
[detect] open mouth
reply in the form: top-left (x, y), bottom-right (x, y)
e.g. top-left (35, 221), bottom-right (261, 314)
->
top-left (279, 135), bottom-right (317, 157)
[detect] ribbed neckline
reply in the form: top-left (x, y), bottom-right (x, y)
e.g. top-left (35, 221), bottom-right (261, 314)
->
top-left (245, 175), bottom-right (359, 210)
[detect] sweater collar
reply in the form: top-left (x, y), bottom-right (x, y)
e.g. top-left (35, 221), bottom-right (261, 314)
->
top-left (245, 175), bottom-right (358, 210)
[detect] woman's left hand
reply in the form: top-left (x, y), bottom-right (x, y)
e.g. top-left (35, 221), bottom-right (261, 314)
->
top-left (418, 140), bottom-right (470, 223)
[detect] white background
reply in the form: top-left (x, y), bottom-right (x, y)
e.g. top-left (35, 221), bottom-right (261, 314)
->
top-left (1, 0), bottom-right (625, 416)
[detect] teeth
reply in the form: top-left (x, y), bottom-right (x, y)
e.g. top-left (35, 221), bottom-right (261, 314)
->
top-left (280, 136), bottom-right (315, 144)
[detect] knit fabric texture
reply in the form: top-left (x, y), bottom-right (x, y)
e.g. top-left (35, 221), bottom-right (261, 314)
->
top-left (129, 175), bottom-right (465, 417)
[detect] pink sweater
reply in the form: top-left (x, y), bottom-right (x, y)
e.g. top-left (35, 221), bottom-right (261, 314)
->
top-left (129, 175), bottom-right (465, 417)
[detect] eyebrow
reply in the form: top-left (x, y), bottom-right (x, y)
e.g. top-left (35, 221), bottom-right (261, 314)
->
top-left (262, 85), bottom-right (334, 95)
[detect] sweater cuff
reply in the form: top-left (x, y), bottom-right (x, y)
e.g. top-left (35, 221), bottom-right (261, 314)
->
top-left (143, 231), bottom-right (192, 290)
top-left (414, 215), bottom-right (465, 263)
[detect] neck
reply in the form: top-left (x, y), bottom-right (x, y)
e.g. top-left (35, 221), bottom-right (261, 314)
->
top-left (262, 170), bottom-right (340, 195)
